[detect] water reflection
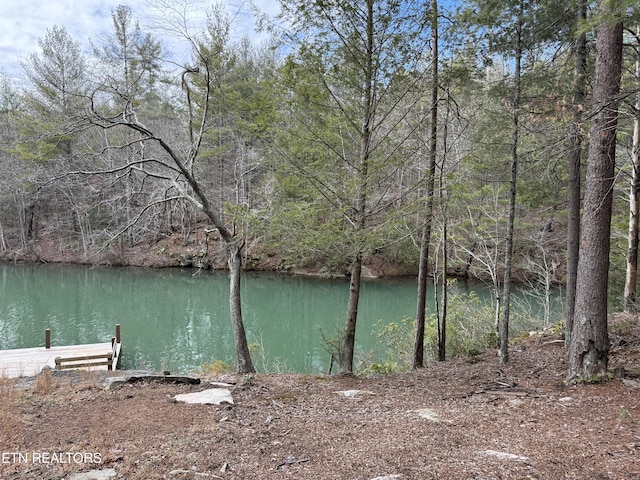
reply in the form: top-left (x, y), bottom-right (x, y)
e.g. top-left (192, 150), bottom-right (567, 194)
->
top-left (0, 263), bottom-right (562, 373)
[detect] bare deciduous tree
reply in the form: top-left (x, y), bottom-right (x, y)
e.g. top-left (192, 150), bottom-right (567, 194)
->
top-left (80, 3), bottom-right (259, 373)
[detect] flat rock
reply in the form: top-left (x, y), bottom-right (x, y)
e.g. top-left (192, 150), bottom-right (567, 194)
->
top-left (482, 449), bottom-right (530, 462)
top-left (208, 381), bottom-right (235, 387)
top-left (335, 390), bottom-right (375, 397)
top-left (408, 407), bottom-right (446, 422)
top-left (370, 475), bottom-right (404, 480)
top-left (173, 388), bottom-right (234, 405)
top-left (104, 373), bottom-right (200, 391)
top-left (67, 468), bottom-right (117, 480)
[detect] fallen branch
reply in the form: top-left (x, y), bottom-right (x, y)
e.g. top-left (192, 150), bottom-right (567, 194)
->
top-left (276, 456), bottom-right (310, 470)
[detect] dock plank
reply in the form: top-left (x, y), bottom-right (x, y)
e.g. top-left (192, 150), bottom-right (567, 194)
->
top-left (0, 342), bottom-right (121, 378)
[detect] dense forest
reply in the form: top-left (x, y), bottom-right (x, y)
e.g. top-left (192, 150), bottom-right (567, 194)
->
top-left (0, 0), bottom-right (638, 378)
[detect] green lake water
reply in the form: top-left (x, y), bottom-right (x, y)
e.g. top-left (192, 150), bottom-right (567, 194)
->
top-left (0, 263), bottom-right (563, 374)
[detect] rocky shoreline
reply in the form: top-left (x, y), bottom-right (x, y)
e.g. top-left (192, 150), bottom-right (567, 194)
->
top-left (0, 229), bottom-right (419, 280)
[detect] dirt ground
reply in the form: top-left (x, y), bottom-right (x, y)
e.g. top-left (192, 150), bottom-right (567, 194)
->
top-left (1, 316), bottom-right (640, 480)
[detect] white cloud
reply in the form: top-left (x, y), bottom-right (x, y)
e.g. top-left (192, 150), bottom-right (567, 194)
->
top-left (0, 0), bottom-right (281, 80)
top-left (1, 0), bottom-right (122, 78)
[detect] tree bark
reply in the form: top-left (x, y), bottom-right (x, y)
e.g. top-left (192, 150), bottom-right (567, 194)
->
top-left (414, 221), bottom-right (431, 368)
top-left (438, 195), bottom-right (448, 362)
top-left (340, 254), bottom-right (363, 374)
top-left (624, 29), bottom-right (640, 312)
top-left (565, 0), bottom-right (587, 343)
top-left (568, 10), bottom-right (623, 382)
top-left (413, 0), bottom-right (439, 370)
top-left (228, 243), bottom-right (256, 374)
top-left (500, 4), bottom-right (523, 365)
top-left (339, 0), bottom-right (374, 375)
top-left (438, 91), bottom-right (451, 362)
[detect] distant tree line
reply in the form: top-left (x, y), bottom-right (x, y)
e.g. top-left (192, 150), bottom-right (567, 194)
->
top-left (0, 0), bottom-right (638, 380)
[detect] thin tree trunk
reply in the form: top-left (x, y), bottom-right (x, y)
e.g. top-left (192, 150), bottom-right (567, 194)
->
top-left (413, 0), bottom-right (438, 370)
top-left (414, 222), bottom-right (431, 368)
top-left (500, 5), bottom-right (522, 365)
top-left (624, 30), bottom-right (640, 312)
top-left (341, 254), bottom-right (363, 374)
top-left (340, 145), bottom-right (369, 374)
top-left (438, 203), bottom-right (448, 362)
top-left (438, 89), bottom-right (450, 363)
top-left (565, 0), bottom-right (587, 345)
top-left (0, 219), bottom-right (6, 251)
top-left (228, 244), bottom-right (256, 374)
top-left (568, 9), bottom-right (623, 382)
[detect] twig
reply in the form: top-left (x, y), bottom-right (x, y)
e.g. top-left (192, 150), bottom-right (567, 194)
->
top-left (276, 456), bottom-right (309, 470)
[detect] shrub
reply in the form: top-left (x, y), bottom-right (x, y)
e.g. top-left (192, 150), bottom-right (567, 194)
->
top-left (358, 283), bottom-right (505, 375)
top-left (197, 360), bottom-right (234, 376)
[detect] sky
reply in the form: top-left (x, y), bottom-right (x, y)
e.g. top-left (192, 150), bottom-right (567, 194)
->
top-left (0, 0), bottom-right (281, 80)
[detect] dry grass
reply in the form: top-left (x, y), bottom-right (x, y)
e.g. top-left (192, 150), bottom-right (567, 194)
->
top-left (0, 375), bottom-right (22, 442)
top-left (33, 369), bottom-right (52, 394)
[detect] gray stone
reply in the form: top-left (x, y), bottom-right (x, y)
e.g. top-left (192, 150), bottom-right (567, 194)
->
top-left (482, 449), bottom-right (530, 462)
top-left (104, 373), bottom-right (200, 390)
top-left (66, 468), bottom-right (117, 480)
top-left (168, 469), bottom-right (192, 475)
top-left (369, 475), bottom-right (404, 480)
top-left (409, 408), bottom-right (440, 421)
top-left (335, 389), bottom-right (375, 397)
top-left (173, 388), bottom-right (234, 405)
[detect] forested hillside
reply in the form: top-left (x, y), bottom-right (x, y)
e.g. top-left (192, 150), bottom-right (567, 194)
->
top-left (0, 0), bottom-right (638, 376)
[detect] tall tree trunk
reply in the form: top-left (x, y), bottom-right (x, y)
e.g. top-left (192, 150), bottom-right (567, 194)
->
top-left (340, 139), bottom-right (369, 374)
top-left (568, 8), bottom-right (623, 382)
top-left (437, 88), bottom-right (451, 363)
top-left (228, 243), bottom-right (256, 374)
top-left (413, 0), bottom-right (438, 370)
top-left (500, 5), bottom-right (522, 365)
top-left (339, 0), bottom-right (374, 375)
top-left (624, 28), bottom-right (640, 312)
top-left (565, 0), bottom-right (588, 345)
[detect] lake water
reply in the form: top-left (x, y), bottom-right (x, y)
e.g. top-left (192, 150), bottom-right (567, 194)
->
top-left (0, 263), bottom-right (562, 374)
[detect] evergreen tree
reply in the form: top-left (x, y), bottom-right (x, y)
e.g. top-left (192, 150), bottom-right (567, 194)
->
top-left (276, 0), bottom-right (431, 374)
top-left (568, 0), bottom-right (624, 382)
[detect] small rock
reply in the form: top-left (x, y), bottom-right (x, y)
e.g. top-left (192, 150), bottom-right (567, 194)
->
top-left (558, 396), bottom-right (573, 403)
top-left (408, 408), bottom-right (442, 422)
top-left (369, 475), bottom-right (403, 480)
top-left (335, 390), bottom-right (375, 397)
top-left (173, 388), bottom-right (234, 405)
top-left (168, 469), bottom-right (191, 475)
top-left (103, 377), bottom-right (130, 391)
top-left (209, 381), bottom-right (235, 387)
top-left (622, 379), bottom-right (640, 388)
top-left (67, 468), bottom-right (117, 480)
top-left (482, 449), bottom-right (530, 462)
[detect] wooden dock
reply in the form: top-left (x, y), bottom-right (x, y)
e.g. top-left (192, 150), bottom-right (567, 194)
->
top-left (0, 325), bottom-right (121, 378)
